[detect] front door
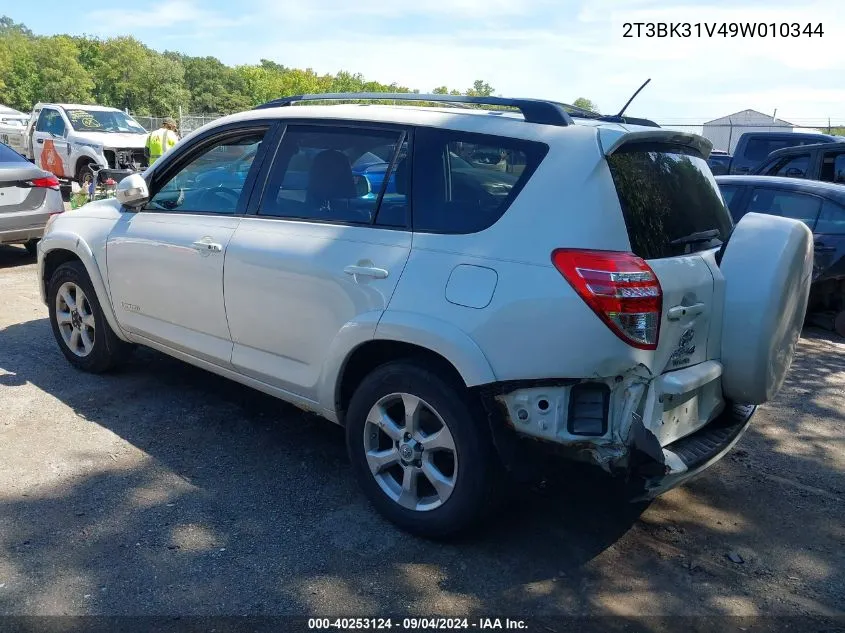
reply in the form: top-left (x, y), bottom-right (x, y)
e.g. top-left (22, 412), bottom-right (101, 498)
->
top-left (33, 108), bottom-right (71, 179)
top-left (106, 125), bottom-right (271, 365)
top-left (224, 123), bottom-right (412, 401)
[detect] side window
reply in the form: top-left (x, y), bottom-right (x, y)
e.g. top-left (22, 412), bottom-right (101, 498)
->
top-left (747, 187), bottom-right (821, 228)
top-left (745, 138), bottom-right (785, 161)
top-left (820, 152), bottom-right (845, 184)
top-left (412, 128), bottom-right (547, 234)
top-left (718, 185), bottom-right (741, 219)
top-left (772, 154), bottom-right (810, 178)
top-left (815, 200), bottom-right (845, 234)
top-left (36, 109), bottom-right (65, 136)
top-left (259, 125), bottom-right (407, 226)
top-left (146, 129), bottom-right (266, 215)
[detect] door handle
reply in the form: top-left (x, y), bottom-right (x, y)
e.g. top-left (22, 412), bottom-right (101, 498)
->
top-left (36, 138), bottom-right (43, 144)
top-left (814, 242), bottom-right (835, 253)
top-left (192, 240), bottom-right (223, 253)
top-left (667, 302), bottom-right (705, 321)
top-left (344, 265), bottom-right (388, 279)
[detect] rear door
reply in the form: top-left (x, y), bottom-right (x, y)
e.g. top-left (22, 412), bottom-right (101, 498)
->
top-left (605, 141), bottom-right (733, 374)
top-left (223, 122), bottom-right (411, 402)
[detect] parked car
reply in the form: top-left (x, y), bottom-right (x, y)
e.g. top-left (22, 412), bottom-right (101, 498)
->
top-left (7, 103), bottom-right (150, 188)
top-left (717, 175), bottom-right (845, 334)
top-left (38, 93), bottom-right (813, 537)
top-left (0, 105), bottom-right (30, 155)
top-left (727, 131), bottom-right (844, 175)
top-left (0, 142), bottom-right (64, 255)
top-left (751, 141), bottom-right (845, 184)
top-left (707, 149), bottom-right (732, 175)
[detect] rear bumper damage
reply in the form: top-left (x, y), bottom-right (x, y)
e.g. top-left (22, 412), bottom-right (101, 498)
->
top-left (480, 361), bottom-right (755, 498)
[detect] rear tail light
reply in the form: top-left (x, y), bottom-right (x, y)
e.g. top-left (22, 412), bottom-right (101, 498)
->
top-left (551, 249), bottom-right (662, 350)
top-left (28, 176), bottom-right (61, 190)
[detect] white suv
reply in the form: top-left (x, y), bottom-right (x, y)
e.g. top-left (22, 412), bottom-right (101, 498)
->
top-left (37, 94), bottom-right (813, 537)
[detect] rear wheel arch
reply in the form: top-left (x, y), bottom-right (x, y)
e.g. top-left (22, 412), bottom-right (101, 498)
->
top-left (336, 340), bottom-right (469, 425)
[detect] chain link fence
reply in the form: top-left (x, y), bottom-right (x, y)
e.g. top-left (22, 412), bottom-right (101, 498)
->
top-left (131, 113), bottom-right (223, 137)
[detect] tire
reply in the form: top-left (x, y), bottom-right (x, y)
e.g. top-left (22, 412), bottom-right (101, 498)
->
top-left (345, 361), bottom-right (499, 538)
top-left (47, 260), bottom-right (132, 372)
top-left (77, 163), bottom-right (95, 191)
top-left (24, 239), bottom-right (38, 257)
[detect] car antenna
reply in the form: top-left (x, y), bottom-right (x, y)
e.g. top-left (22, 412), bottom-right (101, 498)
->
top-left (615, 78), bottom-right (651, 119)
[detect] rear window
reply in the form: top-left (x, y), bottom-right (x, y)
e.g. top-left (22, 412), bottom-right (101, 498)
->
top-left (607, 143), bottom-right (733, 260)
top-left (0, 142), bottom-right (27, 163)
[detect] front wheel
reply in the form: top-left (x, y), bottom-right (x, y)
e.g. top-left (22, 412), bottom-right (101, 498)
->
top-left (346, 361), bottom-right (500, 538)
top-left (47, 261), bottom-right (132, 372)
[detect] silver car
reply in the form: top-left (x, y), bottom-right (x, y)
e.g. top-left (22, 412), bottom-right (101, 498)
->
top-left (0, 142), bottom-right (64, 255)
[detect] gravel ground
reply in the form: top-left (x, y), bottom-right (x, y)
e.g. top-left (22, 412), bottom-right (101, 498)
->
top-left (0, 243), bottom-right (842, 618)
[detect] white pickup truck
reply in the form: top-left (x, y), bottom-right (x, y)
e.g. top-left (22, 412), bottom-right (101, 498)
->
top-left (14, 103), bottom-right (150, 188)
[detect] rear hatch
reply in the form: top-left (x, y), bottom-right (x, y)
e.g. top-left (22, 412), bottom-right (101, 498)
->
top-left (603, 132), bottom-right (733, 375)
top-left (0, 143), bottom-right (58, 226)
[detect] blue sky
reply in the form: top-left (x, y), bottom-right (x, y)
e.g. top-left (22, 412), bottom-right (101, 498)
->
top-left (6, 0), bottom-right (843, 125)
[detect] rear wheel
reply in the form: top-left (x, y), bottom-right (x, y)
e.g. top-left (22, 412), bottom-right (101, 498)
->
top-left (346, 361), bottom-right (499, 538)
top-left (47, 261), bottom-right (132, 372)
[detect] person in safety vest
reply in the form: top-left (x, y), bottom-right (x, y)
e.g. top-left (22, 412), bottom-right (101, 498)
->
top-left (145, 117), bottom-right (179, 166)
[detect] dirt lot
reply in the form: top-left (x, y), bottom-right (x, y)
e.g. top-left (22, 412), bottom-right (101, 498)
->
top-left (0, 243), bottom-right (842, 619)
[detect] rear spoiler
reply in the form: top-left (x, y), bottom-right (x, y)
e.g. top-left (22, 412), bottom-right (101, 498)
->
top-left (599, 129), bottom-right (714, 159)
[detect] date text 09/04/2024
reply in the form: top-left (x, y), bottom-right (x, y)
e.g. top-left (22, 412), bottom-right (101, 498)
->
top-left (308, 618), bottom-right (528, 630)
top-left (623, 22), bottom-right (824, 38)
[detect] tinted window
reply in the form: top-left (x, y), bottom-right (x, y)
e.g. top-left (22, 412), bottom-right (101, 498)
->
top-left (36, 109), bottom-right (65, 136)
top-left (0, 142), bottom-right (27, 163)
top-left (771, 154), bottom-right (810, 178)
top-left (820, 152), bottom-right (845, 184)
top-left (745, 138), bottom-right (791, 161)
top-left (260, 125), bottom-right (406, 226)
top-left (815, 200), bottom-right (845, 234)
top-left (747, 188), bottom-right (821, 228)
top-left (412, 128), bottom-right (547, 234)
top-left (606, 144), bottom-right (733, 259)
top-left (146, 130), bottom-right (266, 214)
top-left (719, 184), bottom-right (740, 212)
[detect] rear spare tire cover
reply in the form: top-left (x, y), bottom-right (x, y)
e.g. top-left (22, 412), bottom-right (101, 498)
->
top-left (720, 212), bottom-right (813, 404)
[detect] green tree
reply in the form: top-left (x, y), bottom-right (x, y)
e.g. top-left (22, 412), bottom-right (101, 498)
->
top-left (31, 36), bottom-right (93, 103)
top-left (466, 80), bottom-right (494, 97)
top-left (573, 97), bottom-right (599, 112)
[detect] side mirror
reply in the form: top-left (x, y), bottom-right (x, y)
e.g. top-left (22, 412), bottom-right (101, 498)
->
top-left (115, 173), bottom-right (150, 208)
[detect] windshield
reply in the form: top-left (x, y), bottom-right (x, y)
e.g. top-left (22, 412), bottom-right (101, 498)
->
top-left (64, 108), bottom-right (147, 134)
top-left (607, 143), bottom-right (733, 259)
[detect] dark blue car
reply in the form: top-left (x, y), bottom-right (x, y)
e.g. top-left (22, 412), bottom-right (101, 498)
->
top-left (716, 175), bottom-right (845, 334)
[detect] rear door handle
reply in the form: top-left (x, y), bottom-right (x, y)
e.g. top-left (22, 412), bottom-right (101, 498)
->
top-left (192, 240), bottom-right (223, 253)
top-left (36, 138), bottom-right (43, 144)
top-left (814, 242), bottom-right (835, 253)
top-left (344, 265), bottom-right (388, 279)
top-left (667, 302), bottom-right (705, 321)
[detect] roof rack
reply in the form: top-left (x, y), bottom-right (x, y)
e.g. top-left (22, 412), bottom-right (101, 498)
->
top-left (254, 93), bottom-right (575, 127)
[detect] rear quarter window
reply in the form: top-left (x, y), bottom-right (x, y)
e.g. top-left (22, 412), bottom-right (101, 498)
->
top-left (411, 128), bottom-right (547, 234)
top-left (607, 143), bottom-right (733, 260)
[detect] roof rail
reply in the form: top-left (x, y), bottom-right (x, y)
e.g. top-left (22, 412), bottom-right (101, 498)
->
top-left (254, 93), bottom-right (575, 127)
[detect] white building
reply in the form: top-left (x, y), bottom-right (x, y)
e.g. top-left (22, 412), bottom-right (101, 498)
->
top-left (702, 109), bottom-right (793, 154)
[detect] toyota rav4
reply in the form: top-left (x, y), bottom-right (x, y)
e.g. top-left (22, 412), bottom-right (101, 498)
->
top-left (37, 93), bottom-right (813, 537)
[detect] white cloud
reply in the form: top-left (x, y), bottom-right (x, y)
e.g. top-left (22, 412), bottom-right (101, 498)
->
top-left (79, 0), bottom-right (845, 122)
